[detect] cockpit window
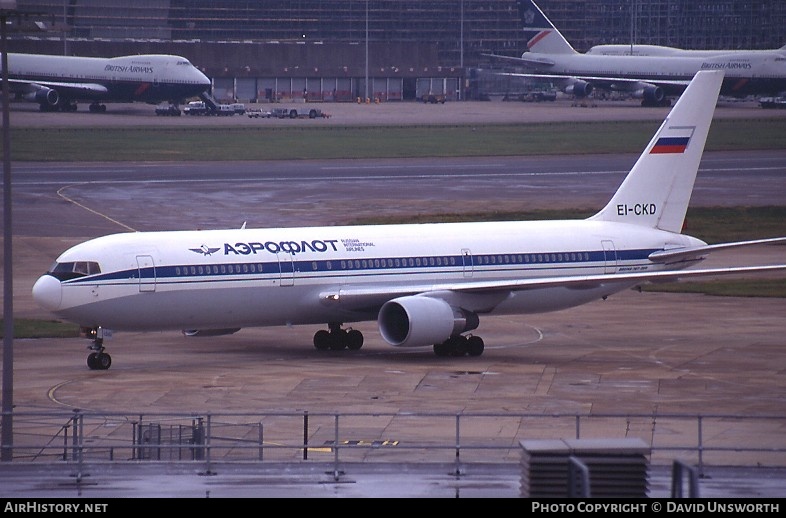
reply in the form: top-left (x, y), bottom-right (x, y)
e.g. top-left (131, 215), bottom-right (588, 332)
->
top-left (48, 261), bottom-right (101, 281)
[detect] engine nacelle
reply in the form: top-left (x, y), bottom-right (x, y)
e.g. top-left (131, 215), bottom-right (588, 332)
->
top-left (378, 296), bottom-right (478, 348)
top-left (632, 85), bottom-right (665, 103)
top-left (563, 80), bottom-right (593, 97)
top-left (24, 87), bottom-right (59, 107)
top-left (182, 328), bottom-right (241, 337)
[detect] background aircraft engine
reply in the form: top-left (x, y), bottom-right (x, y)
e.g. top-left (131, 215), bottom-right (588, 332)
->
top-left (633, 85), bottom-right (665, 103)
top-left (378, 296), bottom-right (478, 347)
top-left (24, 87), bottom-right (59, 107)
top-left (563, 80), bottom-right (593, 97)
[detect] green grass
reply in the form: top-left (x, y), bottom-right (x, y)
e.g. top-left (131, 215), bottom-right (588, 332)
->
top-left (4, 118), bottom-right (786, 161)
top-left (0, 319), bottom-right (80, 339)
top-left (353, 206), bottom-right (786, 244)
top-left (640, 278), bottom-right (786, 297)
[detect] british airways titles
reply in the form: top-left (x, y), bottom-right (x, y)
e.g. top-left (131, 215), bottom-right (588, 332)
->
top-left (104, 64), bottom-right (155, 74)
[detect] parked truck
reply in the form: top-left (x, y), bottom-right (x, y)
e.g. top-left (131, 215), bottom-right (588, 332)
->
top-left (267, 107), bottom-right (331, 119)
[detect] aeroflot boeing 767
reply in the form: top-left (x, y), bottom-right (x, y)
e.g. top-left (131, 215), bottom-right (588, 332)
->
top-left (1, 52), bottom-right (211, 112)
top-left (33, 70), bottom-right (786, 370)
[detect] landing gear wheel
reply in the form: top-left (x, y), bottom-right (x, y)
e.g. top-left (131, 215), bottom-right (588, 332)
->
top-left (346, 329), bottom-right (364, 350)
top-left (329, 329), bottom-right (348, 350)
top-left (313, 324), bottom-right (364, 351)
top-left (96, 353), bottom-right (111, 370)
top-left (314, 329), bottom-right (331, 350)
top-left (449, 336), bottom-right (469, 357)
top-left (467, 335), bottom-right (484, 357)
top-left (87, 351), bottom-right (111, 370)
top-left (433, 341), bottom-right (451, 357)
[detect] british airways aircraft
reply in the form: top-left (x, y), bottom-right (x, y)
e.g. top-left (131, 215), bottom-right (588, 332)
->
top-left (32, 70), bottom-right (786, 370)
top-left (484, 0), bottom-right (786, 106)
top-left (1, 52), bottom-right (211, 112)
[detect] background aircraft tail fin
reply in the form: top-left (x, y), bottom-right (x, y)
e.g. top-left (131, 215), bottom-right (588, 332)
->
top-left (588, 70), bottom-right (724, 233)
top-left (518, 0), bottom-right (576, 55)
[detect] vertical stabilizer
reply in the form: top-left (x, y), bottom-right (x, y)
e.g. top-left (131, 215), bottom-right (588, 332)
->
top-left (588, 70), bottom-right (724, 233)
top-left (518, 0), bottom-right (576, 55)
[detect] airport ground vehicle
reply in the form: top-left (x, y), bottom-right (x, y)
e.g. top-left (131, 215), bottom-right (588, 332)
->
top-left (213, 104), bottom-right (236, 116)
top-left (421, 93), bottom-right (446, 104)
top-left (183, 101), bottom-right (208, 115)
top-left (246, 108), bottom-right (271, 118)
top-left (266, 107), bottom-right (330, 118)
top-left (183, 101), bottom-right (240, 116)
top-left (154, 104), bottom-right (181, 116)
top-left (503, 91), bottom-right (557, 102)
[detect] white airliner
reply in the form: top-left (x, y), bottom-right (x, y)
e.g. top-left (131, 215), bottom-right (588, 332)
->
top-left (484, 0), bottom-right (786, 106)
top-left (1, 52), bottom-right (212, 112)
top-left (32, 70), bottom-right (786, 370)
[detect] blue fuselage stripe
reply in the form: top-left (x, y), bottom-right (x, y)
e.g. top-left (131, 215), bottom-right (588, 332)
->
top-left (62, 248), bottom-right (659, 286)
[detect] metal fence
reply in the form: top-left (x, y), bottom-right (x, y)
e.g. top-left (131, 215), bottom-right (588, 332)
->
top-left (3, 410), bottom-right (785, 480)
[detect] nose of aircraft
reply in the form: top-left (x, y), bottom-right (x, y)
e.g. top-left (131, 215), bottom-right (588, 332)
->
top-left (32, 275), bottom-right (62, 311)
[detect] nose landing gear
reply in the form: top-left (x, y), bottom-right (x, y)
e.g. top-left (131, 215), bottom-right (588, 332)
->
top-left (82, 327), bottom-right (112, 370)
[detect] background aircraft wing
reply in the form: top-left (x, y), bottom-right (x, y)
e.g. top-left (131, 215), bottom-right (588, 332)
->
top-left (482, 52), bottom-right (555, 67)
top-left (489, 71), bottom-right (690, 96)
top-left (10, 79), bottom-right (109, 97)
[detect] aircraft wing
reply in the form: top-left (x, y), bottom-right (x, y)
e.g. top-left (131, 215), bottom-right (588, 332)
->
top-left (482, 52), bottom-right (555, 67)
top-left (490, 71), bottom-right (691, 96)
top-left (648, 237), bottom-right (786, 264)
top-left (324, 237), bottom-right (786, 310)
top-left (323, 263), bottom-right (786, 312)
top-left (10, 79), bottom-right (109, 97)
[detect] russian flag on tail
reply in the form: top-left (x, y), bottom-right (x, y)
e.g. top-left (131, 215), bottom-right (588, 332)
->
top-left (650, 125), bottom-right (696, 154)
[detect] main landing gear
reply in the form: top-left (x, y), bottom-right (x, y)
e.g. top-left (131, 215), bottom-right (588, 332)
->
top-left (313, 323), bottom-right (364, 351)
top-left (312, 323), bottom-right (485, 357)
top-left (83, 326), bottom-right (112, 370)
top-left (433, 335), bottom-right (484, 357)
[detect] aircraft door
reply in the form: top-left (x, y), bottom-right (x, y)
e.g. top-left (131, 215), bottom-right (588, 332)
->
top-left (136, 255), bottom-right (156, 292)
top-left (462, 248), bottom-right (473, 278)
top-left (277, 252), bottom-right (294, 286)
top-left (601, 240), bottom-right (618, 274)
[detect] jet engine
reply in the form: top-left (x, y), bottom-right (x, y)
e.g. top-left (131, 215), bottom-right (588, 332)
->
top-left (563, 80), bottom-right (593, 97)
top-left (24, 87), bottom-right (59, 107)
top-left (632, 85), bottom-right (665, 104)
top-left (378, 296), bottom-right (478, 348)
top-left (182, 328), bottom-right (241, 337)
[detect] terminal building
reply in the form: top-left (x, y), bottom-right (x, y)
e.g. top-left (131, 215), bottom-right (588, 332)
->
top-left (7, 0), bottom-right (786, 103)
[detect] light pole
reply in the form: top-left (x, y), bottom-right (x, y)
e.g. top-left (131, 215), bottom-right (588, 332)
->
top-left (460, 0), bottom-right (464, 100)
top-left (1, 0), bottom-right (17, 463)
top-left (364, 0), bottom-right (368, 102)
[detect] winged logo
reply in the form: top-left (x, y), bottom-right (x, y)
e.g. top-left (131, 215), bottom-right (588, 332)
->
top-left (523, 9), bottom-right (535, 26)
top-left (189, 244), bottom-right (220, 256)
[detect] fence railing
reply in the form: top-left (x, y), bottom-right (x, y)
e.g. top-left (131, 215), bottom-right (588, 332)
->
top-left (2, 410), bottom-right (785, 480)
